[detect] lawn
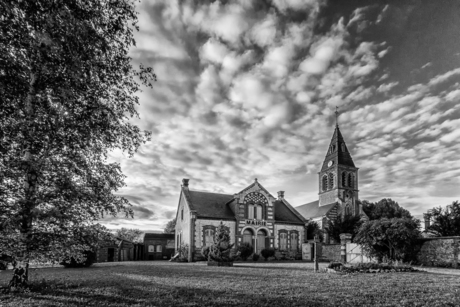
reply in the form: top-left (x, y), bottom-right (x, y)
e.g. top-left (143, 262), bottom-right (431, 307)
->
top-left (0, 261), bottom-right (459, 307)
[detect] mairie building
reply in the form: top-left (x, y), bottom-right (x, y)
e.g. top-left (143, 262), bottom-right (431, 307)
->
top-left (174, 124), bottom-right (365, 261)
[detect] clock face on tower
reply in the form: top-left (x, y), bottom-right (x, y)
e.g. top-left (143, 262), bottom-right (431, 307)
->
top-left (327, 160), bottom-right (333, 167)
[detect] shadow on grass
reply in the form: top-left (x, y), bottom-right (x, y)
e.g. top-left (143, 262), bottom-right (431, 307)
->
top-left (2, 271), bottom-right (329, 307)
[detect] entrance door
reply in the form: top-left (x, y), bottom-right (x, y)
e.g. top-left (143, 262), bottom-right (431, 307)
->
top-left (108, 248), bottom-right (115, 262)
top-left (257, 230), bottom-right (267, 254)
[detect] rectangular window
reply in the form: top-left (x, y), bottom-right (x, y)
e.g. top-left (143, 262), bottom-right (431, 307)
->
top-left (148, 245), bottom-right (154, 253)
top-left (205, 229), bottom-right (214, 246)
top-left (248, 204), bottom-right (254, 219)
top-left (256, 205), bottom-right (262, 219)
top-left (279, 233), bottom-right (287, 250)
top-left (156, 245), bottom-right (162, 252)
top-left (290, 233), bottom-right (298, 251)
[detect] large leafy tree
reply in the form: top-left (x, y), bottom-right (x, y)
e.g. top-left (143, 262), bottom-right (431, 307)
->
top-left (115, 228), bottom-right (143, 243)
top-left (362, 198), bottom-right (412, 220)
top-left (163, 218), bottom-right (176, 234)
top-left (426, 201), bottom-right (460, 236)
top-left (0, 0), bottom-right (154, 289)
top-left (354, 218), bottom-right (421, 262)
top-left (325, 214), bottom-right (362, 243)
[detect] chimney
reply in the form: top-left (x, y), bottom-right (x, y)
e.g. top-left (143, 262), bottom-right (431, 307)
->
top-left (182, 178), bottom-right (189, 188)
top-left (277, 191), bottom-right (285, 200)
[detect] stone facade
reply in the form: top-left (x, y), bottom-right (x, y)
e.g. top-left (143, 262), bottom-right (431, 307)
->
top-left (174, 179), bottom-right (307, 261)
top-left (321, 244), bottom-right (341, 262)
top-left (175, 193), bottom-right (191, 249)
top-left (417, 237), bottom-right (460, 267)
top-left (195, 219), bottom-right (236, 249)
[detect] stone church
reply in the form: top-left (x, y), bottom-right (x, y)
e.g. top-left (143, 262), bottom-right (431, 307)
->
top-left (174, 124), bottom-right (364, 260)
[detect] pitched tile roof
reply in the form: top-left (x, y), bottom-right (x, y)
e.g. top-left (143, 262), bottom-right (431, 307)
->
top-left (187, 190), bottom-right (235, 219)
top-left (295, 200), bottom-right (336, 219)
top-left (274, 200), bottom-right (305, 224)
top-left (144, 233), bottom-right (175, 240)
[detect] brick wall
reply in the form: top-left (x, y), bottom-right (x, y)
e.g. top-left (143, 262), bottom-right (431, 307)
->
top-left (321, 244), bottom-right (341, 262)
top-left (417, 237), bottom-right (460, 267)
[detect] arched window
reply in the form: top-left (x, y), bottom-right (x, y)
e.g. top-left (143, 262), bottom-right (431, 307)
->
top-left (248, 204), bottom-right (254, 219)
top-left (279, 232), bottom-right (287, 250)
top-left (345, 204), bottom-right (351, 216)
top-left (342, 172), bottom-right (347, 187)
top-left (148, 245), bottom-right (154, 253)
top-left (204, 228), bottom-right (214, 246)
top-left (348, 173), bottom-right (354, 188)
top-left (257, 230), bottom-right (267, 253)
top-left (290, 232), bottom-right (298, 251)
top-left (328, 173), bottom-right (334, 189)
top-left (243, 229), bottom-right (253, 245)
top-left (256, 205), bottom-right (263, 219)
top-left (181, 209), bottom-right (184, 221)
top-left (244, 192), bottom-right (268, 219)
top-left (322, 175), bottom-right (328, 191)
top-left (341, 143), bottom-right (345, 152)
top-left (156, 245), bottom-right (162, 252)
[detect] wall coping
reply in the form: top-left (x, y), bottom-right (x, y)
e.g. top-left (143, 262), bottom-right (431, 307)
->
top-left (419, 236), bottom-right (460, 241)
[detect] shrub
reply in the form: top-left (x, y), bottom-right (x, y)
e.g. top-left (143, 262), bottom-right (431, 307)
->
top-left (261, 248), bottom-right (275, 261)
top-left (178, 243), bottom-right (189, 261)
top-left (61, 250), bottom-right (96, 268)
top-left (252, 253), bottom-right (260, 261)
top-left (237, 243), bottom-right (253, 261)
top-left (201, 246), bottom-right (210, 260)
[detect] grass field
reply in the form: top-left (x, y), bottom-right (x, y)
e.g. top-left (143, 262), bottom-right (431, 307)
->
top-left (0, 261), bottom-right (459, 307)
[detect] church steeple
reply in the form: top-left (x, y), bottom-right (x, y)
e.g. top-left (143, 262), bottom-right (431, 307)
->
top-left (318, 125), bottom-right (360, 217)
top-left (320, 125), bottom-right (355, 172)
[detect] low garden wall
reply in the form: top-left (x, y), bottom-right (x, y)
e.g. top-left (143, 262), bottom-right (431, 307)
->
top-left (417, 236), bottom-right (460, 268)
top-left (321, 244), bottom-right (341, 262)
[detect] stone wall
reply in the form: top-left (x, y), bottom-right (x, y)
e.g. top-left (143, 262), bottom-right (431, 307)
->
top-left (417, 237), bottom-right (460, 268)
top-left (321, 244), bottom-right (341, 262)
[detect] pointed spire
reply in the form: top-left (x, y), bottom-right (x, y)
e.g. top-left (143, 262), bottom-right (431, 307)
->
top-left (320, 125), bottom-right (355, 172)
top-left (335, 106), bottom-right (339, 127)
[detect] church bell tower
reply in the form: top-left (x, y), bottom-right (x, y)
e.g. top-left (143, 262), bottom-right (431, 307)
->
top-left (318, 111), bottom-right (360, 217)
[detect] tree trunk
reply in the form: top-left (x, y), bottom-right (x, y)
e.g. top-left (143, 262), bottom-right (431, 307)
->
top-left (8, 72), bottom-right (38, 291)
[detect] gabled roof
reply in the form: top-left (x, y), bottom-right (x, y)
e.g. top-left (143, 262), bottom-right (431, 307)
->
top-left (320, 126), bottom-right (356, 172)
top-left (295, 200), bottom-right (337, 219)
top-left (274, 200), bottom-right (305, 224)
top-left (236, 179), bottom-right (276, 199)
top-left (187, 190), bottom-right (235, 219)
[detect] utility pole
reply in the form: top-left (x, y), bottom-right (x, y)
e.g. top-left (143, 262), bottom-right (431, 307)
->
top-left (314, 234), bottom-right (319, 272)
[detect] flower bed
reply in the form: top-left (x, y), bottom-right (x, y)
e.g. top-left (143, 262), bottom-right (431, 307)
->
top-left (327, 262), bottom-right (419, 274)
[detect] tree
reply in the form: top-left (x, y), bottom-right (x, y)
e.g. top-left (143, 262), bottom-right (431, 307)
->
top-left (0, 0), bottom-right (155, 289)
top-left (362, 198), bottom-right (412, 220)
top-left (208, 222), bottom-right (234, 263)
top-left (164, 218), bottom-right (176, 234)
top-left (354, 218), bottom-right (421, 262)
top-left (115, 228), bottom-right (143, 243)
top-left (325, 214), bottom-right (362, 243)
top-left (426, 201), bottom-right (460, 236)
top-left (306, 220), bottom-right (324, 242)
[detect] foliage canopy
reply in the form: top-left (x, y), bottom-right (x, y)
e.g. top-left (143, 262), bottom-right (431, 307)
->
top-left (0, 0), bottom-right (154, 288)
top-left (425, 201), bottom-right (460, 236)
top-left (354, 218), bottom-right (421, 262)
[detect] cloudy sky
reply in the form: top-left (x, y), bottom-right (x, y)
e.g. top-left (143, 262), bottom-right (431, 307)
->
top-left (102, 0), bottom-right (460, 231)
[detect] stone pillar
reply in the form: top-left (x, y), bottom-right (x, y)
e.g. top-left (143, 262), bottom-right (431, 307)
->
top-left (340, 233), bottom-right (352, 263)
top-left (453, 238), bottom-right (459, 269)
top-left (423, 213), bottom-right (431, 231)
top-left (188, 211), bottom-right (196, 262)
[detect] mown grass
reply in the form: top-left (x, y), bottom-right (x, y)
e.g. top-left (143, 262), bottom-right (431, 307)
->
top-left (0, 261), bottom-right (459, 307)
